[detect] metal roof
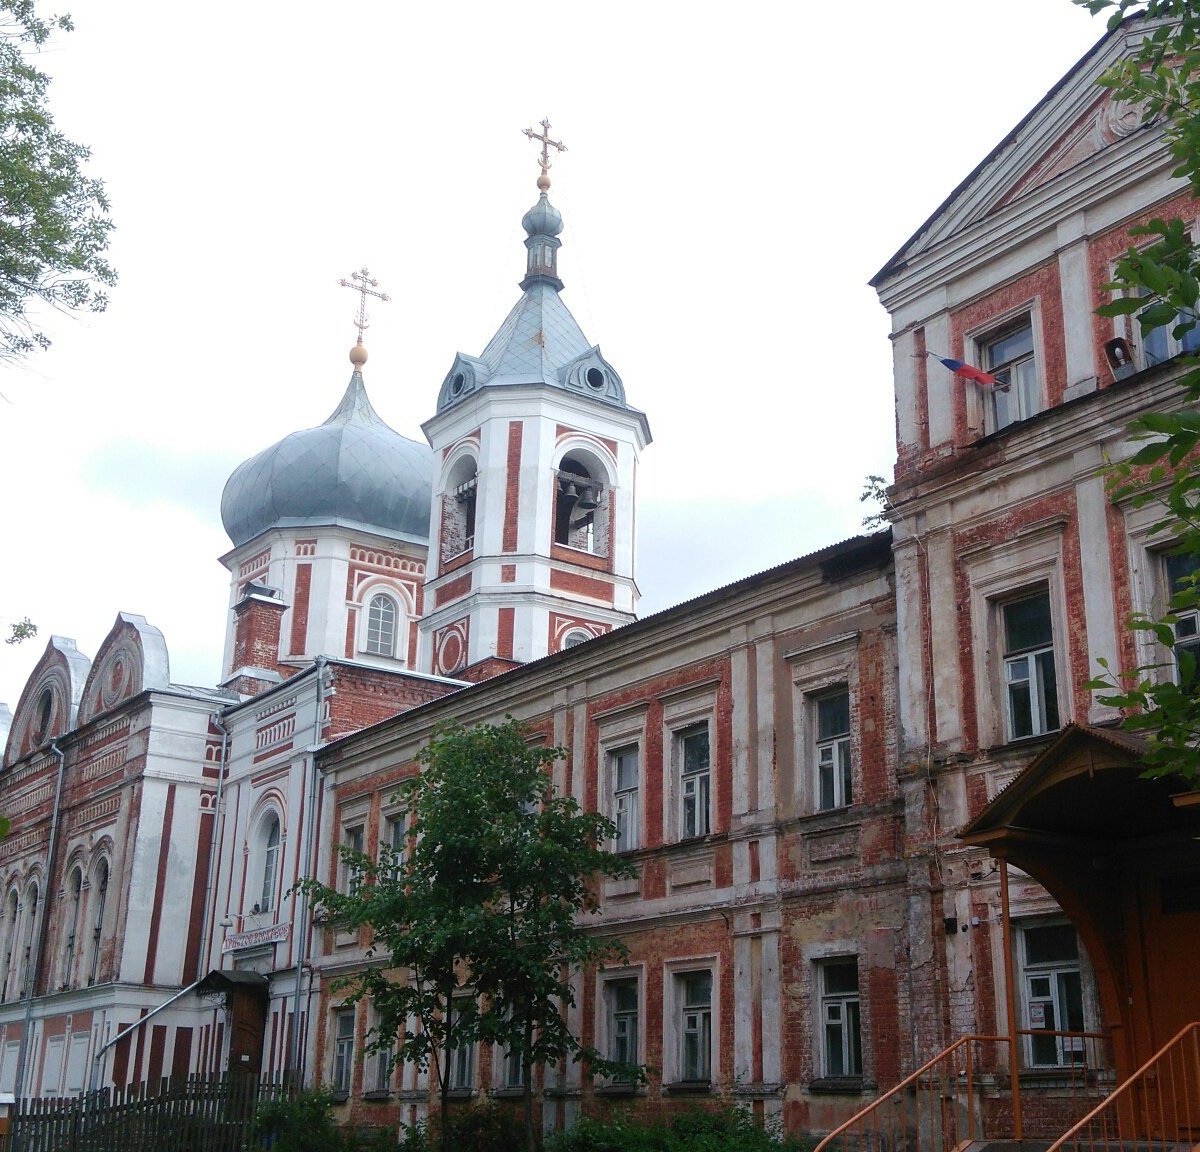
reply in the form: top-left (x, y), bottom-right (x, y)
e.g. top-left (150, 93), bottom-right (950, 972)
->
top-left (220, 372), bottom-right (434, 549)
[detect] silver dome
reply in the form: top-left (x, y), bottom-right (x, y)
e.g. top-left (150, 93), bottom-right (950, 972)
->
top-left (220, 373), bottom-right (434, 549)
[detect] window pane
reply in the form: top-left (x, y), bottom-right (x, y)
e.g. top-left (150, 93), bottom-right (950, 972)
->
top-left (1165, 552), bottom-right (1200, 592)
top-left (684, 971), bottom-right (711, 1007)
top-left (817, 692), bottom-right (850, 740)
top-left (1024, 923), bottom-right (1079, 964)
top-left (1008, 679), bottom-right (1034, 739)
top-left (1005, 594), bottom-right (1052, 652)
top-left (987, 323), bottom-right (1034, 368)
top-left (682, 728), bottom-right (709, 773)
top-left (824, 962), bottom-right (858, 995)
top-left (1036, 650), bottom-right (1060, 731)
top-left (614, 747), bottom-right (638, 791)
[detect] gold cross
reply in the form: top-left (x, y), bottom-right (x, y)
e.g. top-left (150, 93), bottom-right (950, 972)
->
top-left (337, 266), bottom-right (390, 341)
top-left (523, 117), bottom-right (567, 182)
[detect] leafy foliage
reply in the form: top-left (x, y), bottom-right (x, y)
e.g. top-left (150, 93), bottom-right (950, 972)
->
top-left (297, 718), bottom-right (640, 1152)
top-left (1072, 1), bottom-right (1200, 782)
top-left (0, 0), bottom-right (115, 360)
top-left (5, 617), bottom-right (37, 645)
top-left (859, 473), bottom-right (890, 530)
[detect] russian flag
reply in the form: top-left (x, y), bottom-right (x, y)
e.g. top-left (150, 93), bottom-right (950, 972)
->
top-left (937, 357), bottom-right (1002, 387)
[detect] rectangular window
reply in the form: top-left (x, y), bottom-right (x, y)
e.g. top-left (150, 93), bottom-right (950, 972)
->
top-left (1021, 923), bottom-right (1085, 1067)
top-left (1163, 551), bottom-right (1200, 689)
top-left (373, 1044), bottom-right (393, 1093)
top-left (815, 690), bottom-right (852, 810)
top-left (678, 970), bottom-right (712, 1082)
top-left (381, 814), bottom-right (405, 880)
top-left (610, 746), bottom-right (640, 852)
top-left (678, 725), bottom-right (711, 839)
top-left (606, 977), bottom-right (639, 1073)
top-left (342, 825), bottom-right (365, 895)
top-left (820, 960), bottom-right (862, 1078)
top-left (449, 1038), bottom-right (474, 1091)
top-left (332, 1010), bottom-right (355, 1095)
top-left (1003, 591), bottom-right (1059, 740)
top-left (985, 319), bottom-right (1039, 431)
top-left (1131, 285), bottom-right (1200, 368)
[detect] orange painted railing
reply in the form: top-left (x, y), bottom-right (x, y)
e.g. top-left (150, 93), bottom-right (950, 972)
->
top-left (813, 1030), bottom-right (1115, 1152)
top-left (1047, 1021), bottom-right (1200, 1152)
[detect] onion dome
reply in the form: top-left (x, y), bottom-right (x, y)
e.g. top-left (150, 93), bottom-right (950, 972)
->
top-left (521, 194), bottom-right (563, 239)
top-left (221, 355), bottom-right (434, 549)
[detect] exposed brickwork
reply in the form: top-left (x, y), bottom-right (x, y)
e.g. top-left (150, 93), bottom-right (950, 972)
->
top-left (289, 564), bottom-right (312, 656)
top-left (231, 595), bottom-right (286, 677)
top-left (503, 420), bottom-right (523, 553)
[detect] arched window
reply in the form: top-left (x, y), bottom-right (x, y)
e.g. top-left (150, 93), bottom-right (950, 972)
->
top-left (0, 890), bottom-right (18, 1003)
top-left (88, 860), bottom-right (108, 987)
top-left (258, 814), bottom-right (281, 914)
top-left (365, 595), bottom-right (398, 658)
top-left (19, 883), bottom-right (39, 998)
top-left (563, 631), bottom-right (591, 650)
top-left (61, 867), bottom-right (83, 989)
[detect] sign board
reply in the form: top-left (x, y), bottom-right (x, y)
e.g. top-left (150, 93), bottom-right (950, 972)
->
top-left (222, 922), bottom-right (290, 953)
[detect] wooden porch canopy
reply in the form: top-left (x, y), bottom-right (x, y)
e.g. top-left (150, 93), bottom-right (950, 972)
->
top-left (959, 722), bottom-right (1200, 1076)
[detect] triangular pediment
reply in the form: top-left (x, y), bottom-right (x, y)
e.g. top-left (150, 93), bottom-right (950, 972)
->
top-left (873, 16), bottom-right (1169, 288)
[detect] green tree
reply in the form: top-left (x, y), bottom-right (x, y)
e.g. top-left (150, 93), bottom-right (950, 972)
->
top-left (299, 719), bottom-right (640, 1152)
top-left (5, 617), bottom-right (36, 645)
top-left (1, 0), bottom-right (115, 360)
top-left (1077, 0), bottom-right (1200, 780)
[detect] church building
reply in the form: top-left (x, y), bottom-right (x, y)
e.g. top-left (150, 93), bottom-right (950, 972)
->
top-left (0, 14), bottom-right (1198, 1146)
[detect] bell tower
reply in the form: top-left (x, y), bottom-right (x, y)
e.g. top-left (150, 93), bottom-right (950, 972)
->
top-left (418, 122), bottom-right (651, 679)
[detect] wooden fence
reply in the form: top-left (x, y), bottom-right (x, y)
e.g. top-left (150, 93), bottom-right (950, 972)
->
top-left (2, 1073), bottom-right (285, 1152)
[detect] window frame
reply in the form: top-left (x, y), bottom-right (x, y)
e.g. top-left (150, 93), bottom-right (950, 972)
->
top-left (965, 531), bottom-right (1068, 748)
top-left (596, 965), bottom-right (644, 1087)
top-left (1017, 921), bottom-right (1088, 1069)
top-left (814, 688), bottom-right (853, 811)
top-left (341, 824), bottom-right (366, 897)
top-left (1000, 590), bottom-right (1061, 741)
top-left (609, 744), bottom-right (640, 853)
top-left (332, 1008), bottom-right (356, 1097)
top-left (817, 957), bottom-right (863, 1080)
top-left (662, 957), bottom-right (719, 1088)
top-left (257, 812), bottom-right (281, 915)
top-left (965, 302), bottom-right (1044, 436)
top-left (447, 998), bottom-right (476, 1092)
top-left (60, 865), bottom-right (83, 990)
top-left (364, 593), bottom-right (399, 658)
top-left (87, 859), bottom-right (109, 987)
top-left (677, 723), bottom-right (712, 841)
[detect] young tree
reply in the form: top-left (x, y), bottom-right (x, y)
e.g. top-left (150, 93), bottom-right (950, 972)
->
top-left (299, 718), bottom-right (640, 1152)
top-left (1078, 0), bottom-right (1200, 781)
top-left (1, 1), bottom-right (116, 361)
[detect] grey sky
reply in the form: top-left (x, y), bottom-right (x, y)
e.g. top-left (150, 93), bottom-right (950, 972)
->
top-left (0, 1), bottom-right (1108, 707)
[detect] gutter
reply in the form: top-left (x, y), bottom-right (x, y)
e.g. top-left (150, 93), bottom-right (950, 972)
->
top-left (197, 712), bottom-right (231, 981)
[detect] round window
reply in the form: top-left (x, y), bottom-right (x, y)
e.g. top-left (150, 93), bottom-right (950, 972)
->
top-left (585, 367), bottom-right (605, 390)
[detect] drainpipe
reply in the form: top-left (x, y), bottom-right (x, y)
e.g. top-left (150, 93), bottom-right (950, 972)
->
top-left (87, 978), bottom-right (203, 1094)
top-left (999, 857), bottom-right (1023, 1141)
top-left (14, 738), bottom-right (68, 1100)
top-left (197, 712), bottom-right (231, 981)
top-left (288, 656), bottom-right (327, 1085)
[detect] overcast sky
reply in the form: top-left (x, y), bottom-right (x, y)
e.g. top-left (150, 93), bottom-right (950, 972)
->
top-left (0, 1), bottom-right (1109, 710)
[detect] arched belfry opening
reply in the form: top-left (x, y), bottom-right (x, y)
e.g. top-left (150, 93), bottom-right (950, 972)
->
top-left (441, 455), bottom-right (479, 560)
top-left (554, 453), bottom-right (608, 557)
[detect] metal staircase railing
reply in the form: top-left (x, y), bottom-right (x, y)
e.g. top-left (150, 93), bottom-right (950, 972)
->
top-left (813, 1030), bottom-right (1115, 1152)
top-left (1047, 1022), bottom-right (1200, 1152)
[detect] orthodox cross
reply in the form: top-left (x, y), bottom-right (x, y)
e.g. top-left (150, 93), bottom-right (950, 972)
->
top-left (337, 266), bottom-right (390, 341)
top-left (523, 118), bottom-right (567, 182)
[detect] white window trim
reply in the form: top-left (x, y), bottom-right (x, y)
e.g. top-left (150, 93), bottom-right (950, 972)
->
top-left (964, 298), bottom-right (1044, 437)
top-left (331, 1006), bottom-right (356, 1097)
top-left (805, 940), bottom-right (866, 1084)
top-left (594, 964), bottom-right (645, 1084)
top-left (816, 956), bottom-right (863, 1079)
top-left (1014, 919), bottom-right (1100, 1070)
top-left (353, 580), bottom-right (412, 665)
top-left (966, 529), bottom-right (1067, 748)
top-left (662, 956), bottom-right (720, 1087)
top-left (789, 635), bottom-right (857, 815)
top-left (661, 689), bottom-right (717, 844)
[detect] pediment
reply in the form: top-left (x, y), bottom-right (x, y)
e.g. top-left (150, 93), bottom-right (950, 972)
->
top-left (3, 636), bottom-right (91, 768)
top-left (77, 613), bottom-right (170, 726)
top-left (874, 18), bottom-right (1167, 287)
top-left (558, 346), bottom-right (627, 406)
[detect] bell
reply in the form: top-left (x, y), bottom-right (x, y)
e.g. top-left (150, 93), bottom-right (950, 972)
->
top-left (577, 487), bottom-right (599, 510)
top-left (564, 482), bottom-right (578, 499)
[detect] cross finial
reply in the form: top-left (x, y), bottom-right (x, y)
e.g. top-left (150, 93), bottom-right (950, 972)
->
top-left (522, 117), bottom-right (566, 191)
top-left (337, 266), bottom-right (390, 346)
